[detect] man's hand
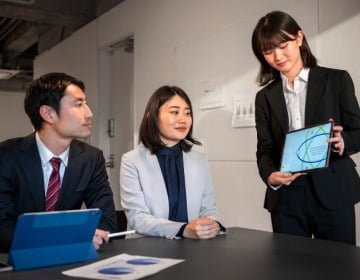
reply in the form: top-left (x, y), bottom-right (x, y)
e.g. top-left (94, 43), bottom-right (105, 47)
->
top-left (92, 229), bottom-right (110, 250)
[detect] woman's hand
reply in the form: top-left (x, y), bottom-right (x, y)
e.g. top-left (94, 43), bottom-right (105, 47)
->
top-left (268, 171), bottom-right (303, 186)
top-left (183, 217), bottom-right (220, 239)
top-left (328, 120), bottom-right (344, 156)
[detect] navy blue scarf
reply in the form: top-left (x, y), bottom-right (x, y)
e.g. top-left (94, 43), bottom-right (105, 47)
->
top-left (156, 143), bottom-right (188, 223)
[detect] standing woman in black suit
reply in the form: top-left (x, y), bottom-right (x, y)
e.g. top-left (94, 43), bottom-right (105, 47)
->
top-left (252, 10), bottom-right (360, 244)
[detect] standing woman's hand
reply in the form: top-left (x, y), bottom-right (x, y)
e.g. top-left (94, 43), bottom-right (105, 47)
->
top-left (183, 217), bottom-right (220, 239)
top-left (268, 171), bottom-right (303, 186)
top-left (328, 119), bottom-right (344, 156)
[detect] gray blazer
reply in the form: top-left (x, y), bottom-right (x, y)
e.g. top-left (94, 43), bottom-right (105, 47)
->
top-left (120, 144), bottom-right (222, 239)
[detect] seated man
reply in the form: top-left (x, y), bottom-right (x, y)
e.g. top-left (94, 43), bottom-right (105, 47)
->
top-left (0, 72), bottom-right (117, 252)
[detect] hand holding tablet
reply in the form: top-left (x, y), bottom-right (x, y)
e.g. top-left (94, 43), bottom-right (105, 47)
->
top-left (268, 171), bottom-right (304, 186)
top-left (280, 122), bottom-right (333, 173)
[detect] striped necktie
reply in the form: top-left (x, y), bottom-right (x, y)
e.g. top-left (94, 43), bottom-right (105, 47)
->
top-left (45, 157), bottom-right (62, 211)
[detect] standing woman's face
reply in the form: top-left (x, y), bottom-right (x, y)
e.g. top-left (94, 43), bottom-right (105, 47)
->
top-left (262, 30), bottom-right (304, 79)
top-left (157, 94), bottom-right (192, 147)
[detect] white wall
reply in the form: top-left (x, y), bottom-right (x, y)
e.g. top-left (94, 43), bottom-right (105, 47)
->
top-left (0, 91), bottom-right (33, 141)
top-left (33, 21), bottom-right (99, 145)
top-left (317, 0), bottom-right (360, 241)
top-left (34, 0), bottom-right (360, 242)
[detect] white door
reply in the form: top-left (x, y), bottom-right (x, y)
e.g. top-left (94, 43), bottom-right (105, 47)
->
top-left (98, 37), bottom-right (134, 210)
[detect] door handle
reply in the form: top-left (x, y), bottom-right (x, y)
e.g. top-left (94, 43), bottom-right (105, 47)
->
top-left (106, 154), bottom-right (115, 168)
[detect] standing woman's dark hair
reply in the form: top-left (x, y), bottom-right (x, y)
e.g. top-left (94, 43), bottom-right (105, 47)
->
top-left (139, 85), bottom-right (201, 154)
top-left (251, 10), bottom-right (317, 86)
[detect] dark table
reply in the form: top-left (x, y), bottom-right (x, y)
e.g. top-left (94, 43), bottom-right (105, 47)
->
top-left (1, 227), bottom-right (360, 279)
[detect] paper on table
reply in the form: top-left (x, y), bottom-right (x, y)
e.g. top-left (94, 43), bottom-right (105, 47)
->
top-left (62, 253), bottom-right (184, 280)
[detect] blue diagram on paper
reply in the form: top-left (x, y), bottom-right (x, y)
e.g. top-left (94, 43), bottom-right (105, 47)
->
top-left (280, 123), bottom-right (331, 173)
top-left (98, 267), bottom-right (134, 275)
top-left (127, 258), bottom-right (160, 265)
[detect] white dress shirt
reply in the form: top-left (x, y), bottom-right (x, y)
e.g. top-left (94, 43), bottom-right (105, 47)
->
top-left (270, 68), bottom-right (310, 190)
top-left (281, 67), bottom-right (310, 131)
top-left (35, 132), bottom-right (69, 193)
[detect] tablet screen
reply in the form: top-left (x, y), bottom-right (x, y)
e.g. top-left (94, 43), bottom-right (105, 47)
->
top-left (8, 209), bottom-right (101, 270)
top-left (280, 122), bottom-right (333, 173)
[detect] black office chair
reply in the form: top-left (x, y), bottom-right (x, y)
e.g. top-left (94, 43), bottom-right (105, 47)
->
top-left (114, 210), bottom-right (127, 239)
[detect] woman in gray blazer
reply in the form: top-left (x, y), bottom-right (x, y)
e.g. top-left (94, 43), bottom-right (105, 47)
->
top-left (120, 86), bottom-right (225, 239)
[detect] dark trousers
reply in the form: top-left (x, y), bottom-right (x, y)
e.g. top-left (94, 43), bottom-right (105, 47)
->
top-left (270, 175), bottom-right (356, 245)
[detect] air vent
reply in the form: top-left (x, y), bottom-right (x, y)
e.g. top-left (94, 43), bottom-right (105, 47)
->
top-left (0, 69), bottom-right (20, 80)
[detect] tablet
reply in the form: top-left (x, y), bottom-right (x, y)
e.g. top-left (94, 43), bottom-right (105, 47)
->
top-left (280, 122), bottom-right (333, 173)
top-left (8, 209), bottom-right (101, 271)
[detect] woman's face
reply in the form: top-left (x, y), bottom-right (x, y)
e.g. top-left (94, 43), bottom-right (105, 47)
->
top-left (263, 30), bottom-right (304, 79)
top-left (157, 94), bottom-right (192, 147)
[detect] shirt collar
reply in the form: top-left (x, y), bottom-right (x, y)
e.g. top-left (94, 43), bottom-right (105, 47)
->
top-left (35, 132), bottom-right (69, 167)
top-left (280, 67), bottom-right (310, 90)
top-left (298, 67), bottom-right (310, 82)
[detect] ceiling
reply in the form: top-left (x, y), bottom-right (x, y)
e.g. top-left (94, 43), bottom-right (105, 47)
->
top-left (0, 0), bottom-right (125, 91)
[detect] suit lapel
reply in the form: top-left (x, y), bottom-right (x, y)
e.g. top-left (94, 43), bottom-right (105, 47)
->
top-left (144, 147), bottom-right (170, 216)
top-left (145, 147), bottom-right (167, 193)
top-left (19, 133), bottom-right (46, 211)
top-left (56, 141), bottom-right (83, 209)
top-left (267, 80), bottom-right (289, 134)
top-left (305, 67), bottom-right (326, 125)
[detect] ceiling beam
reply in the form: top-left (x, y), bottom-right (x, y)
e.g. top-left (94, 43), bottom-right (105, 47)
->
top-left (0, 3), bottom-right (91, 26)
top-left (3, 21), bottom-right (38, 58)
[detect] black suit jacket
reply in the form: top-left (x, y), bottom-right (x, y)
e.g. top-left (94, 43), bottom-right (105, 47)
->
top-left (255, 66), bottom-right (360, 212)
top-left (0, 133), bottom-right (117, 252)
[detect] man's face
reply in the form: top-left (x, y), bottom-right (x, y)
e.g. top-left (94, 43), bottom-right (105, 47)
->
top-left (52, 84), bottom-right (93, 140)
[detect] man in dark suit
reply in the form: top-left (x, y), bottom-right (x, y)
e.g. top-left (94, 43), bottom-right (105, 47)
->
top-left (252, 11), bottom-right (360, 244)
top-left (0, 72), bottom-right (117, 252)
